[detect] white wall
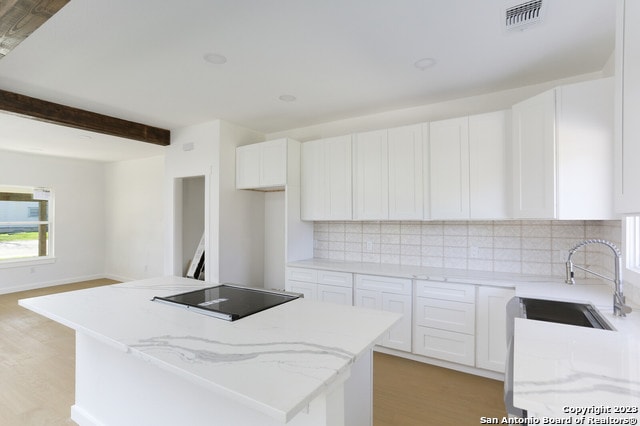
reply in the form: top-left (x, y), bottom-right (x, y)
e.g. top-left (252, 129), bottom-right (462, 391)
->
top-left (165, 120), bottom-right (221, 281)
top-left (104, 155), bottom-right (165, 282)
top-left (0, 150), bottom-right (106, 293)
top-left (165, 119), bottom-right (265, 286)
top-left (218, 120), bottom-right (266, 287)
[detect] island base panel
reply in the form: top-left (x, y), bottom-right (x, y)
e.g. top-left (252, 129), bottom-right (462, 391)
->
top-left (70, 332), bottom-right (352, 426)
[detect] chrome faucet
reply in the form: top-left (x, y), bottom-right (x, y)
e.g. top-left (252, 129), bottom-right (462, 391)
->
top-left (565, 239), bottom-right (632, 317)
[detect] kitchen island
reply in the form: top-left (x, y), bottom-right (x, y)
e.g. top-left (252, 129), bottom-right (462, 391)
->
top-left (19, 276), bottom-right (401, 426)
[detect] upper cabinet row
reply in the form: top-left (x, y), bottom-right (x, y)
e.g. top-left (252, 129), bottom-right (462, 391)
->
top-left (299, 77), bottom-right (615, 221)
top-left (237, 78), bottom-right (615, 221)
top-left (302, 112), bottom-right (508, 221)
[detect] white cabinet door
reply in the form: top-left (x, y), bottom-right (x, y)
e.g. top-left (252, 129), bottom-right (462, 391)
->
top-left (469, 111), bottom-right (509, 219)
top-left (236, 139), bottom-right (287, 189)
top-left (354, 288), bottom-right (381, 310)
top-left (476, 286), bottom-right (515, 373)
top-left (557, 79), bottom-right (614, 219)
top-left (300, 139), bottom-right (325, 220)
top-left (616, 0), bottom-right (640, 213)
top-left (388, 124), bottom-right (424, 220)
top-left (353, 129), bottom-right (389, 220)
top-left (381, 293), bottom-right (412, 352)
top-left (301, 136), bottom-right (352, 220)
top-left (429, 117), bottom-right (470, 219)
top-left (354, 274), bottom-right (412, 352)
top-left (236, 144), bottom-right (262, 189)
top-left (260, 140), bottom-right (287, 187)
top-left (317, 284), bottom-right (353, 306)
top-left (511, 90), bottom-right (557, 218)
top-left (325, 136), bottom-right (352, 220)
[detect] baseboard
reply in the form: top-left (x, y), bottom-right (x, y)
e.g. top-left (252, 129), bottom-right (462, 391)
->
top-left (0, 274), bottom-right (107, 295)
top-left (103, 273), bottom-right (135, 283)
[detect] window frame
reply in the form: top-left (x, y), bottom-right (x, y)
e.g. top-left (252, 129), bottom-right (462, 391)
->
top-left (0, 185), bottom-right (55, 268)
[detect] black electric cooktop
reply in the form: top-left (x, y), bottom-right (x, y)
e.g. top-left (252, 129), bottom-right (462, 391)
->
top-left (152, 284), bottom-right (300, 321)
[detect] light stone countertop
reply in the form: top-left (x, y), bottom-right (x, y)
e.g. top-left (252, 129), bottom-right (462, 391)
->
top-left (19, 276), bottom-right (401, 423)
top-left (287, 258), bottom-right (561, 287)
top-left (513, 282), bottom-right (640, 421)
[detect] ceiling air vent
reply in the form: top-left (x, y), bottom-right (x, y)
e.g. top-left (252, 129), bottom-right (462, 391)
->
top-left (505, 0), bottom-right (545, 31)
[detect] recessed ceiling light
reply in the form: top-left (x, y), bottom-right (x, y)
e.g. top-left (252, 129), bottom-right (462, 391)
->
top-left (414, 57), bottom-right (437, 71)
top-left (203, 53), bottom-right (227, 65)
top-left (278, 94), bottom-right (297, 102)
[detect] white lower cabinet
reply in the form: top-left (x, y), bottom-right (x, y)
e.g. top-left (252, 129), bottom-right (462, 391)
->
top-left (413, 280), bottom-right (476, 366)
top-left (285, 268), bottom-right (352, 305)
top-left (476, 286), bottom-right (515, 373)
top-left (354, 274), bottom-right (412, 352)
top-left (287, 280), bottom-right (317, 300)
top-left (288, 266), bottom-right (513, 376)
top-left (285, 268), bottom-right (318, 300)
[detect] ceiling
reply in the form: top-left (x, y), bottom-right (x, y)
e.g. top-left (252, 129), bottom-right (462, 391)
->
top-left (0, 0), bottom-right (616, 162)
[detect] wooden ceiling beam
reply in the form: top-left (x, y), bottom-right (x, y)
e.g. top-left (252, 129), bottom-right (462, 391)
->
top-left (0, 89), bottom-right (171, 146)
top-left (0, 0), bottom-right (70, 58)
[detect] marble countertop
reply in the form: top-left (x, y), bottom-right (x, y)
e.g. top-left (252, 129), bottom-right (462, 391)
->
top-left (19, 276), bottom-right (401, 423)
top-left (288, 258), bottom-right (559, 287)
top-left (513, 282), bottom-right (640, 420)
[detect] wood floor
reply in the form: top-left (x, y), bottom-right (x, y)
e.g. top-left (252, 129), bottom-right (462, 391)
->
top-left (1, 280), bottom-right (506, 425)
top-left (374, 352), bottom-right (506, 425)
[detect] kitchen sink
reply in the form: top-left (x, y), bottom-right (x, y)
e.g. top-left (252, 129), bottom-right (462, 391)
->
top-left (520, 298), bottom-right (613, 330)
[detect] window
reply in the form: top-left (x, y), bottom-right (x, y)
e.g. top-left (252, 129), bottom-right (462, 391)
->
top-left (0, 186), bottom-right (53, 263)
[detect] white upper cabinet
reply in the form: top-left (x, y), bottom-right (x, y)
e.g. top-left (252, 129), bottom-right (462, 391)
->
top-left (428, 112), bottom-right (508, 220)
top-left (352, 129), bottom-right (389, 220)
top-left (236, 139), bottom-right (288, 190)
top-left (615, 0), bottom-right (640, 213)
top-left (429, 117), bottom-right (470, 219)
top-left (512, 78), bottom-right (615, 219)
top-left (388, 124), bottom-right (424, 220)
top-left (301, 135), bottom-right (352, 221)
top-left (353, 125), bottom-right (425, 221)
top-left (511, 90), bottom-right (557, 218)
top-left (469, 110), bottom-right (510, 219)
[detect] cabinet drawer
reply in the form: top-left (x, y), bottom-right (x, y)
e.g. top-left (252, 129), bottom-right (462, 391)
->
top-left (285, 281), bottom-right (317, 300)
top-left (317, 284), bottom-right (352, 306)
top-left (286, 267), bottom-right (318, 283)
top-left (355, 274), bottom-right (412, 295)
top-left (317, 270), bottom-right (352, 288)
top-left (413, 326), bottom-right (475, 366)
top-left (415, 280), bottom-right (476, 303)
top-left (415, 297), bottom-right (475, 334)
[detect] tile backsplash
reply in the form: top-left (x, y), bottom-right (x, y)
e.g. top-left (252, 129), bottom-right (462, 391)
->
top-left (313, 220), bottom-right (622, 279)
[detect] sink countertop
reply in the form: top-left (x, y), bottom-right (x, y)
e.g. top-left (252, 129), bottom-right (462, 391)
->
top-left (19, 276), bottom-right (401, 423)
top-left (513, 282), bottom-right (640, 420)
